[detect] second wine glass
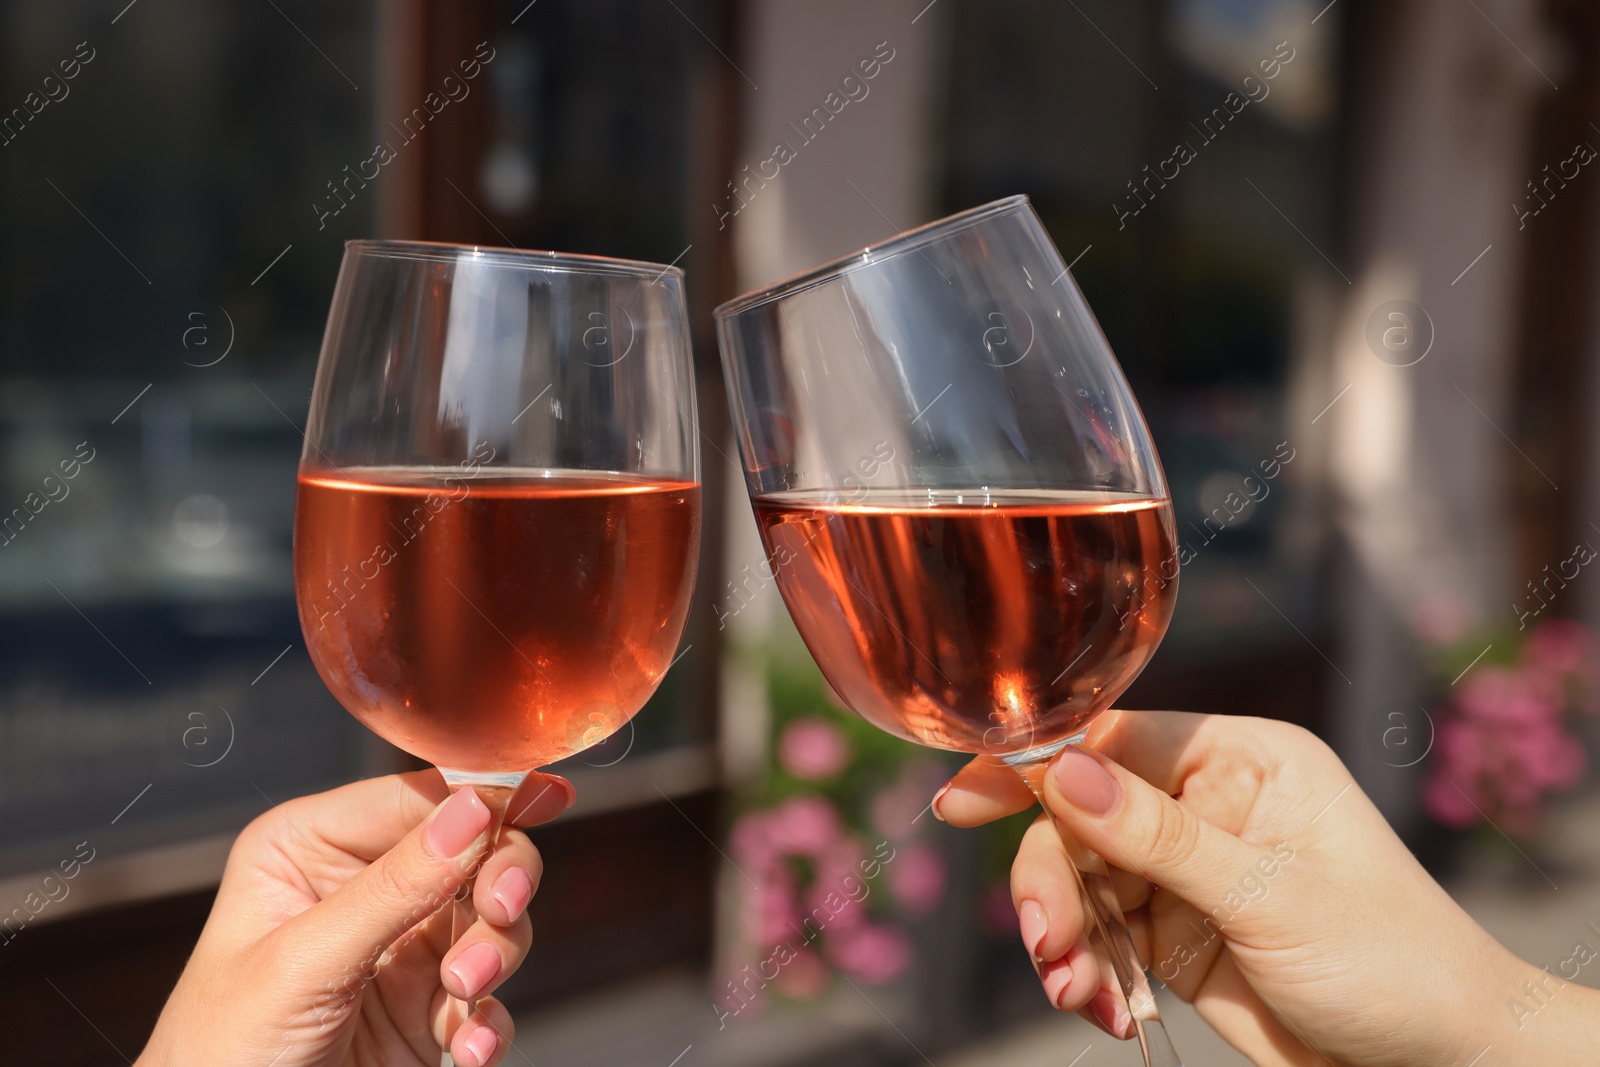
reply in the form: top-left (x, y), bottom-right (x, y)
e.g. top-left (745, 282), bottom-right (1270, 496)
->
top-left (716, 197), bottom-right (1182, 1066)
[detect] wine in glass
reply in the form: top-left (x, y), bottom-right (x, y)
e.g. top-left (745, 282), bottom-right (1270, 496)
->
top-left (716, 198), bottom-right (1182, 1066)
top-left (294, 240), bottom-right (701, 1054)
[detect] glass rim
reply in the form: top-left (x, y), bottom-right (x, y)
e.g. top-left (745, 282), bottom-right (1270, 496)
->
top-left (713, 194), bottom-right (1031, 319)
top-left (343, 239), bottom-right (684, 281)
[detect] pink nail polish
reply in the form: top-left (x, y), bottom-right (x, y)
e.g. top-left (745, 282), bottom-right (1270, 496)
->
top-left (448, 941), bottom-right (503, 999)
top-left (1088, 989), bottom-right (1133, 1038)
top-left (1052, 747), bottom-right (1120, 815)
top-left (492, 866), bottom-right (533, 920)
top-left (1088, 989), bottom-right (1119, 1033)
top-left (1040, 956), bottom-right (1075, 1009)
top-left (461, 1022), bottom-right (498, 1066)
top-left (1017, 899), bottom-right (1048, 961)
top-left (428, 788), bottom-right (491, 858)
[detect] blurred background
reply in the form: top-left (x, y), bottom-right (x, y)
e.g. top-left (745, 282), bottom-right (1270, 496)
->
top-left (3, 0), bottom-right (1599, 1063)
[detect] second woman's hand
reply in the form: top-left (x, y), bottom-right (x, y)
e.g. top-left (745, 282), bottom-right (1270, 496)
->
top-left (933, 710), bottom-right (1599, 1067)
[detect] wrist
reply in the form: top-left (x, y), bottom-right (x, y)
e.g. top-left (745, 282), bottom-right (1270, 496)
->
top-left (1504, 954), bottom-right (1600, 1063)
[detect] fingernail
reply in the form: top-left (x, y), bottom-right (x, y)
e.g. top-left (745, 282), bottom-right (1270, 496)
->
top-left (512, 776), bottom-right (575, 825)
top-left (492, 866), bottom-right (533, 921)
top-left (1052, 747), bottom-right (1120, 815)
top-left (1089, 989), bottom-right (1132, 1038)
top-left (1040, 955), bottom-right (1075, 1009)
top-left (461, 1022), bottom-right (498, 1067)
top-left (428, 788), bottom-right (491, 858)
top-left (930, 783), bottom-right (951, 822)
top-left (448, 941), bottom-right (503, 1000)
top-left (1017, 899), bottom-right (1048, 961)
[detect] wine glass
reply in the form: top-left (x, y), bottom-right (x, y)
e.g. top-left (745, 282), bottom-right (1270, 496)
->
top-left (715, 197), bottom-right (1182, 1066)
top-left (293, 240), bottom-right (701, 1055)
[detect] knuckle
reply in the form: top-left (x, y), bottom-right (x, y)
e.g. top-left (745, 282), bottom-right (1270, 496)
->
top-left (1143, 795), bottom-right (1201, 870)
top-left (370, 852), bottom-right (428, 906)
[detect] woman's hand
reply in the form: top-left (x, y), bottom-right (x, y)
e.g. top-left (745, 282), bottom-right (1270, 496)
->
top-left (934, 710), bottom-right (1600, 1067)
top-left (137, 769), bottom-right (574, 1067)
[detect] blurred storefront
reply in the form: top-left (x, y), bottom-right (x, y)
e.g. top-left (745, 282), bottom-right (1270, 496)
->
top-left (5, 0), bottom-right (1600, 1064)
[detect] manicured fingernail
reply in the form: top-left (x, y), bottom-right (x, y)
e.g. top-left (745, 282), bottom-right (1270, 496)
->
top-left (448, 941), bottom-right (503, 1000)
top-left (1052, 747), bottom-right (1120, 815)
top-left (512, 775), bottom-right (576, 825)
top-left (1049, 940), bottom-right (1088, 1017)
top-left (1040, 954), bottom-right (1075, 1009)
top-left (1018, 899), bottom-right (1048, 961)
top-left (930, 783), bottom-right (951, 822)
top-left (428, 788), bottom-right (491, 858)
top-left (1089, 989), bottom-right (1133, 1038)
top-left (492, 866), bottom-right (534, 921)
top-left (461, 1021), bottom-right (498, 1066)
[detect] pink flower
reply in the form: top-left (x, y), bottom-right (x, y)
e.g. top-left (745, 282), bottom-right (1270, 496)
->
top-left (1422, 771), bottom-right (1481, 828)
top-left (1423, 649), bottom-right (1590, 834)
top-left (1524, 619), bottom-right (1589, 676)
top-left (804, 878), bottom-right (866, 932)
top-left (778, 718), bottom-right (851, 780)
top-left (745, 870), bottom-right (800, 944)
top-left (887, 842), bottom-right (946, 915)
top-left (1434, 717), bottom-right (1483, 777)
top-left (1457, 668), bottom-right (1559, 729)
top-left (828, 922), bottom-right (911, 984)
top-left (765, 796), bottom-right (842, 855)
top-left (730, 812), bottom-right (778, 869)
top-left (1512, 724), bottom-right (1585, 791)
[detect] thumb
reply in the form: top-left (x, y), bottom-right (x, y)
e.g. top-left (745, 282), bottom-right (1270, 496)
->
top-left (1042, 746), bottom-right (1258, 911)
top-left (276, 787), bottom-right (494, 982)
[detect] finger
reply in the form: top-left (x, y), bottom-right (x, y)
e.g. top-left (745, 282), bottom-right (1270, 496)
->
top-left (506, 773), bottom-right (575, 828)
top-left (1083, 986), bottom-right (1136, 1040)
top-left (1085, 710), bottom-right (1308, 803)
top-left (1145, 887), bottom-right (1228, 1001)
top-left (440, 910), bottom-right (532, 1001)
top-left (1091, 899), bottom-right (1154, 1039)
top-left (1191, 952), bottom-right (1313, 1066)
top-left (274, 786), bottom-right (496, 977)
top-left (932, 756), bottom-right (1037, 826)
top-left (1039, 937), bottom-right (1101, 1013)
top-left (472, 829), bottom-right (543, 926)
top-left (1044, 746), bottom-right (1258, 911)
top-left (1109, 863), bottom-right (1152, 915)
top-left (286, 769), bottom-right (449, 863)
top-left (448, 999), bottom-right (516, 1067)
top-left (1011, 814), bottom-right (1086, 964)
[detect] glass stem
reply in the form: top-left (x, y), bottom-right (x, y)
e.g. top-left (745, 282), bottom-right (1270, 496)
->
top-left (436, 768), bottom-right (527, 1067)
top-left (1005, 751), bottom-right (1184, 1067)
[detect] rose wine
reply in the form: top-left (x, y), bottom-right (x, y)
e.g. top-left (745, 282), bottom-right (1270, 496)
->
top-left (295, 468), bottom-right (700, 772)
top-left (753, 489), bottom-right (1176, 755)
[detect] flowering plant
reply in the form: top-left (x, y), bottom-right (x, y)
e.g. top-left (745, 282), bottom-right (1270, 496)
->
top-left (1421, 618), bottom-right (1595, 838)
top-left (718, 651), bottom-right (948, 1018)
